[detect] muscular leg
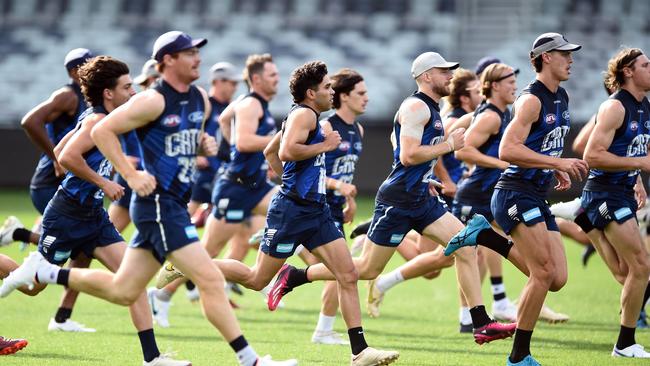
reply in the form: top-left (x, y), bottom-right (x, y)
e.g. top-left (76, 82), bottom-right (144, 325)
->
top-left (52, 253), bottom-right (92, 328)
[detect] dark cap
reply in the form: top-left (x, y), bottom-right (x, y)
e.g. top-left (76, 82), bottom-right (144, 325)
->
top-left (64, 48), bottom-right (94, 71)
top-left (530, 32), bottom-right (581, 58)
top-left (152, 31), bottom-right (207, 62)
top-left (475, 56), bottom-right (501, 75)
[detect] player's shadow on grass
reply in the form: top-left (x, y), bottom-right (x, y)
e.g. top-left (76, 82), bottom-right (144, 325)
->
top-left (20, 352), bottom-right (101, 361)
top-left (535, 336), bottom-right (612, 351)
top-left (548, 320), bottom-right (618, 333)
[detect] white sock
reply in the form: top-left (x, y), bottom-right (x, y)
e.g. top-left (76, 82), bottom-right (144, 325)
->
top-left (375, 269), bottom-right (404, 293)
top-left (315, 313), bottom-right (336, 332)
top-left (459, 306), bottom-right (471, 324)
top-left (236, 345), bottom-right (258, 366)
top-left (155, 289), bottom-right (172, 302)
top-left (494, 297), bottom-right (508, 309)
top-left (36, 262), bottom-right (60, 284)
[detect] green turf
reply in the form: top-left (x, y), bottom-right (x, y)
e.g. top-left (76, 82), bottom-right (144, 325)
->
top-left (0, 189), bottom-right (644, 365)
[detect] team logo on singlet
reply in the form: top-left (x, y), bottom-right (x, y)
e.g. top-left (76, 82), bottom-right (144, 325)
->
top-left (631, 121), bottom-right (638, 131)
top-left (545, 114), bottom-right (556, 124)
top-left (354, 142), bottom-right (362, 151)
top-left (163, 114), bottom-right (181, 127)
top-left (562, 110), bottom-right (570, 121)
top-left (434, 120), bottom-right (443, 130)
top-left (339, 141), bottom-right (351, 152)
top-left (645, 120), bottom-right (650, 129)
top-left (188, 111), bottom-right (204, 124)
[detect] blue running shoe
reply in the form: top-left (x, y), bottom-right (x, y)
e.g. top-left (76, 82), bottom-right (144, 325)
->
top-left (445, 214), bottom-right (491, 256)
top-left (638, 309), bottom-right (649, 329)
top-left (506, 355), bottom-right (541, 366)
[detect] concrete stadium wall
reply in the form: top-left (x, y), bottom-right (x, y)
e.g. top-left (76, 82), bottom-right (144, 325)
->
top-left (0, 124), bottom-right (588, 201)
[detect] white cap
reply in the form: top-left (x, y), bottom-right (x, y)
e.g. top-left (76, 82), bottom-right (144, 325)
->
top-left (411, 52), bottom-right (459, 79)
top-left (209, 62), bottom-right (243, 82)
top-left (134, 59), bottom-right (160, 85)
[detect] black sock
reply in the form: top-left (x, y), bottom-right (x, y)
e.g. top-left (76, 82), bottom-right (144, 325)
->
top-left (12, 228), bottom-right (32, 243)
top-left (347, 327), bottom-right (369, 355)
top-left (509, 328), bottom-right (533, 363)
top-left (229, 335), bottom-right (248, 352)
top-left (642, 281), bottom-right (650, 311)
top-left (54, 307), bottom-right (72, 323)
top-left (469, 305), bottom-right (492, 328)
top-left (186, 280), bottom-right (196, 291)
top-left (57, 269), bottom-right (70, 286)
top-left (137, 329), bottom-right (160, 362)
top-left (476, 229), bottom-right (512, 258)
top-left (490, 276), bottom-right (506, 301)
top-left (616, 325), bottom-right (636, 350)
top-left (574, 212), bottom-right (594, 233)
top-left (286, 266), bottom-right (311, 289)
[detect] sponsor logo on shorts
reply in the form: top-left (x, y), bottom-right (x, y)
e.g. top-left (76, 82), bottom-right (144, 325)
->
top-left (41, 235), bottom-right (56, 252)
top-left (185, 225), bottom-right (199, 240)
top-left (54, 250), bottom-right (71, 262)
top-left (389, 233), bottom-right (405, 244)
top-left (522, 207), bottom-right (542, 222)
top-left (276, 243), bottom-right (294, 253)
top-left (226, 210), bottom-right (244, 221)
top-left (163, 114), bottom-right (181, 127)
top-left (614, 207), bottom-right (633, 220)
top-left (598, 202), bottom-right (610, 219)
top-left (545, 113), bottom-right (556, 124)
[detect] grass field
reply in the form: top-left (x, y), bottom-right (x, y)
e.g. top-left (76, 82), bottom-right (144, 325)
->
top-left (0, 188), bottom-right (646, 365)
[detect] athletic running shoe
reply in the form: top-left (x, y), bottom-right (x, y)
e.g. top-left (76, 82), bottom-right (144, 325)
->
top-left (581, 245), bottom-right (596, 267)
top-left (48, 318), bottom-right (96, 332)
top-left (267, 264), bottom-right (295, 311)
top-left (538, 304), bottom-right (569, 323)
top-left (143, 353), bottom-right (191, 365)
top-left (191, 204), bottom-right (211, 229)
top-left (260, 283), bottom-right (284, 309)
top-left (350, 220), bottom-right (372, 239)
top-left (256, 355), bottom-right (299, 366)
top-left (549, 198), bottom-right (581, 221)
top-left (0, 251), bottom-right (46, 297)
top-left (506, 355), bottom-right (541, 365)
top-left (147, 287), bottom-right (171, 328)
top-left (227, 281), bottom-right (244, 296)
top-left (249, 229), bottom-right (265, 246)
top-left (155, 263), bottom-right (184, 289)
top-left (0, 336), bottom-right (28, 355)
top-left (185, 287), bottom-right (200, 302)
top-left (351, 347), bottom-right (399, 366)
top-left (366, 279), bottom-right (384, 318)
top-left (473, 321), bottom-right (516, 344)
top-left (492, 298), bottom-right (518, 323)
top-left (445, 214), bottom-right (490, 256)
top-left (638, 310), bottom-right (648, 329)
top-left (612, 343), bottom-right (650, 358)
top-left (0, 216), bottom-right (23, 247)
top-left (459, 323), bottom-right (473, 333)
top-left (311, 330), bottom-right (349, 345)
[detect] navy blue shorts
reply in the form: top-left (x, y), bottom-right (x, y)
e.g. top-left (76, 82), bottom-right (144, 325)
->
top-left (190, 167), bottom-right (220, 204)
top-left (260, 192), bottom-right (343, 259)
top-left (113, 174), bottom-right (133, 209)
top-left (452, 200), bottom-right (494, 224)
top-left (367, 196), bottom-right (449, 247)
top-left (129, 194), bottom-right (200, 264)
top-left (30, 186), bottom-right (58, 215)
top-left (38, 206), bottom-right (123, 265)
top-left (491, 188), bottom-right (558, 235)
top-left (581, 190), bottom-right (637, 230)
top-left (212, 177), bottom-right (275, 223)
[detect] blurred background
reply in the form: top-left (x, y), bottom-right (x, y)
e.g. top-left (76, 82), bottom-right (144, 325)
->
top-left (1, 0), bottom-right (648, 197)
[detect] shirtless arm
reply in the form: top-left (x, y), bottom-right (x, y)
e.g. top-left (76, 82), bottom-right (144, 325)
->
top-left (279, 109), bottom-right (340, 161)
